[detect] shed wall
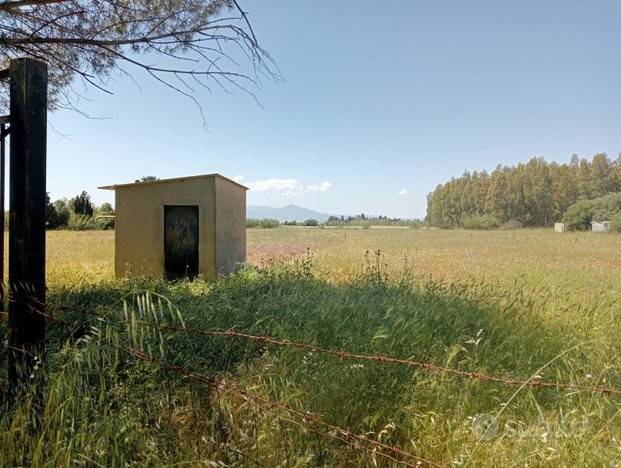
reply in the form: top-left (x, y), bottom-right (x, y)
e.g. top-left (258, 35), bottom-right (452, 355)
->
top-left (114, 178), bottom-right (216, 279)
top-left (215, 176), bottom-right (246, 274)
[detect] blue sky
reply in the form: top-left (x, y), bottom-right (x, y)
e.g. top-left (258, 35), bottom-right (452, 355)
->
top-left (47, 0), bottom-right (621, 218)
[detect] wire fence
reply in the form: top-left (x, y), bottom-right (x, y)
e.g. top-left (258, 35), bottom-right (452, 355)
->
top-left (4, 297), bottom-right (621, 466)
top-left (43, 302), bottom-right (621, 397)
top-left (125, 347), bottom-right (446, 468)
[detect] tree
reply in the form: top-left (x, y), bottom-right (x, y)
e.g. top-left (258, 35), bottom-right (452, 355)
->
top-left (427, 154), bottom-right (621, 228)
top-left (98, 202), bottom-right (114, 214)
top-left (45, 193), bottom-right (60, 228)
top-left (46, 194), bottom-right (70, 228)
top-left (590, 153), bottom-right (616, 196)
top-left (53, 198), bottom-right (71, 226)
top-left (73, 190), bottom-right (93, 216)
top-left (562, 199), bottom-right (594, 231)
top-left (0, 1), bottom-right (277, 115)
top-left (139, 176), bottom-right (159, 182)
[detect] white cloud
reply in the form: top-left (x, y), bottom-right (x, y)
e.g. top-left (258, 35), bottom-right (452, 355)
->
top-left (243, 177), bottom-right (333, 196)
top-left (247, 178), bottom-right (299, 192)
top-left (282, 189), bottom-right (302, 197)
top-left (307, 181), bottom-right (332, 192)
top-left (398, 188), bottom-right (407, 196)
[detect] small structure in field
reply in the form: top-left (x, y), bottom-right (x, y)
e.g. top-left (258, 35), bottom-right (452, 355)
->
top-left (99, 174), bottom-right (247, 280)
top-left (554, 223), bottom-right (566, 233)
top-left (591, 221), bottom-right (611, 233)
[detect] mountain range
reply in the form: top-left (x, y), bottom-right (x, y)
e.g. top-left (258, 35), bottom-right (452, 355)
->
top-left (247, 204), bottom-right (334, 222)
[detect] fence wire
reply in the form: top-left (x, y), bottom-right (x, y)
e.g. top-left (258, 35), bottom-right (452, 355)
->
top-left (125, 347), bottom-right (446, 468)
top-left (4, 298), bottom-right (620, 465)
top-left (40, 302), bottom-right (621, 397)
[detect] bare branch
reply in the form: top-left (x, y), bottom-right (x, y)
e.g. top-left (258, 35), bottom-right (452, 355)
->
top-left (0, 0), bottom-right (279, 115)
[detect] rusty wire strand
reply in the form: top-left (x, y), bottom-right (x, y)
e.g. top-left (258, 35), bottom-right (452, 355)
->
top-left (163, 327), bottom-right (621, 396)
top-left (29, 302), bottom-right (621, 397)
top-left (125, 347), bottom-right (445, 467)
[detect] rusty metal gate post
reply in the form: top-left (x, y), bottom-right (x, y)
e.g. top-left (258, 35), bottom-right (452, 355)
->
top-left (7, 58), bottom-right (48, 393)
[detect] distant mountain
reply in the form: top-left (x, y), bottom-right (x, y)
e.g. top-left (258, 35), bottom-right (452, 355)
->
top-left (247, 204), bottom-right (334, 223)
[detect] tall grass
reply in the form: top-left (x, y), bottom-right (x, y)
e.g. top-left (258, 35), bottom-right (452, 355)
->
top-left (1, 254), bottom-right (620, 466)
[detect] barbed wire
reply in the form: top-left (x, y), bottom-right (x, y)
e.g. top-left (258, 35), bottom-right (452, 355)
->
top-left (4, 293), bottom-right (618, 466)
top-left (125, 347), bottom-right (445, 467)
top-left (158, 327), bottom-right (621, 396)
top-left (33, 302), bottom-right (621, 397)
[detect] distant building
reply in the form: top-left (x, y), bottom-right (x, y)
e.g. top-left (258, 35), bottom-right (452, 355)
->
top-left (554, 223), bottom-right (566, 233)
top-left (100, 174), bottom-right (247, 280)
top-left (591, 221), bottom-right (611, 233)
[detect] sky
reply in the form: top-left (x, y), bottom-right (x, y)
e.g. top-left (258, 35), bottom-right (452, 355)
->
top-left (46, 0), bottom-right (621, 219)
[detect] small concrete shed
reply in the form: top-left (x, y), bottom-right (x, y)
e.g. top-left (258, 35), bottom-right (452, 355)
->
top-left (591, 221), bottom-right (611, 233)
top-left (99, 174), bottom-right (247, 280)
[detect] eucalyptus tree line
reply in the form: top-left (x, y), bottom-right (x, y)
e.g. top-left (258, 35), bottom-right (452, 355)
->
top-left (427, 154), bottom-right (621, 228)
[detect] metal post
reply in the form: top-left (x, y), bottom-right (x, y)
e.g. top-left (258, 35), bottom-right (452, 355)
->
top-left (0, 122), bottom-right (6, 306)
top-left (7, 58), bottom-right (47, 392)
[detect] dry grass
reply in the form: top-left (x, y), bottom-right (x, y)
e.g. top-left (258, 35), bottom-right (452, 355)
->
top-left (45, 230), bottom-right (115, 285)
top-left (248, 227), bottom-right (621, 301)
top-left (1, 227), bottom-right (618, 466)
top-left (44, 228), bottom-right (621, 293)
top-left (40, 227), bottom-right (621, 321)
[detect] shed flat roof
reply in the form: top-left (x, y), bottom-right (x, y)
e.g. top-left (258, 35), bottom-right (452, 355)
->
top-left (98, 173), bottom-right (248, 190)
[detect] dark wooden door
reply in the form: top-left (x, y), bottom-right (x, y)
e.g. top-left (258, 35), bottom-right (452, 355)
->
top-left (164, 205), bottom-right (199, 280)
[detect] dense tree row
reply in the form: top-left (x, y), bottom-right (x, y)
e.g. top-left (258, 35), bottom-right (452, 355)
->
top-left (426, 154), bottom-right (621, 228)
top-left (45, 191), bottom-right (114, 230)
top-left (326, 214), bottom-right (423, 227)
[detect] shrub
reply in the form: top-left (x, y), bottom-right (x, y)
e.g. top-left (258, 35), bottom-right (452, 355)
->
top-left (499, 219), bottom-right (523, 230)
top-left (67, 214), bottom-right (111, 231)
top-left (562, 200), bottom-right (594, 231)
top-left (246, 218), bottom-right (260, 228)
top-left (283, 220), bottom-right (297, 226)
top-left (246, 218), bottom-right (279, 229)
top-left (260, 218), bottom-right (280, 229)
top-left (593, 192), bottom-right (621, 221)
top-left (302, 219), bottom-right (319, 227)
top-left (462, 214), bottom-right (498, 230)
top-left (611, 212), bottom-right (621, 233)
top-left (96, 216), bottom-right (115, 230)
top-left (562, 193), bottom-right (621, 230)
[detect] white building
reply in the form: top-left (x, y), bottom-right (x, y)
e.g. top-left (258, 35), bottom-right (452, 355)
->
top-left (591, 221), bottom-right (611, 233)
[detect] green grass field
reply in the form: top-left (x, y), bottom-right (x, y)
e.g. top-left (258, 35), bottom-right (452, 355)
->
top-left (2, 228), bottom-right (621, 466)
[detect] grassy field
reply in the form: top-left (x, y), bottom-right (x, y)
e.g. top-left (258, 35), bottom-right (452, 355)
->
top-left (47, 226), bottom-right (621, 282)
top-left (2, 227), bottom-right (621, 466)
